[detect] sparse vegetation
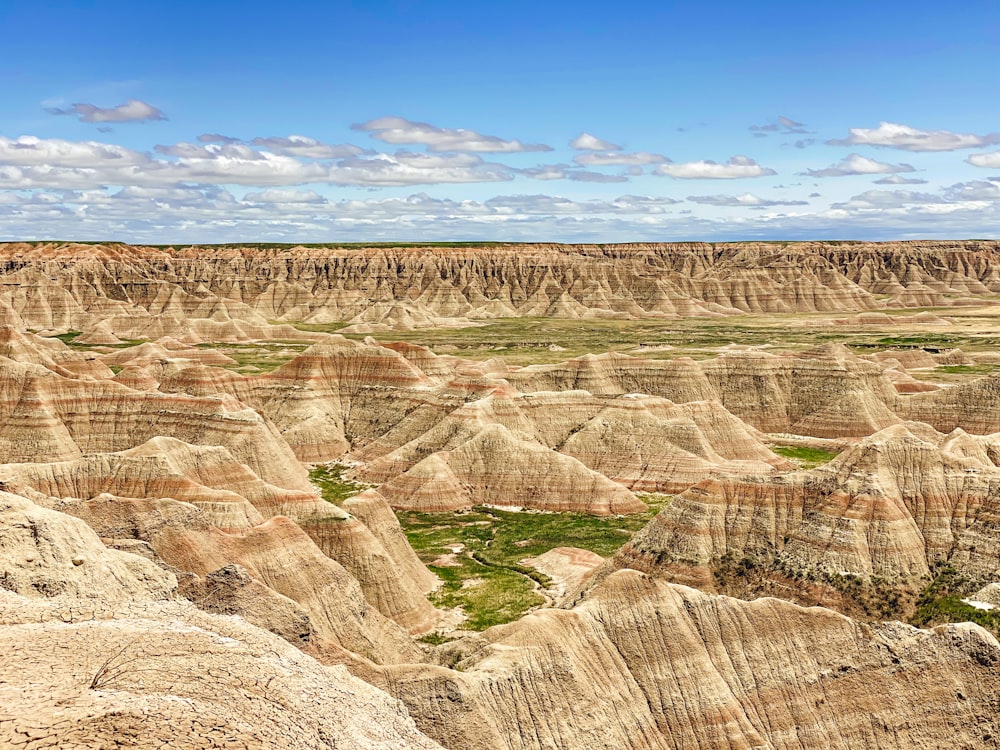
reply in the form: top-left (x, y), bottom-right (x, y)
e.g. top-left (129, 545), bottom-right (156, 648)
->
top-left (398, 498), bottom-right (668, 630)
top-left (713, 552), bottom-right (907, 620)
top-left (770, 444), bottom-right (840, 469)
top-left (309, 464), bottom-right (367, 505)
top-left (911, 565), bottom-right (1000, 634)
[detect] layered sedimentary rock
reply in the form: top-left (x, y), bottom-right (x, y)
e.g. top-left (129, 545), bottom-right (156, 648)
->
top-left (381, 570), bottom-right (1000, 750)
top-left (153, 340), bottom-right (790, 513)
top-left (506, 345), bottom-right (903, 438)
top-left (0, 436), bottom-right (317, 528)
top-left (610, 422), bottom-right (1000, 594)
top-left (0, 357), bottom-right (310, 492)
top-left (2, 240), bottom-right (1000, 335)
top-left (378, 424), bottom-right (645, 514)
top-left (52, 493), bottom-right (423, 663)
top-left (0, 492), bottom-right (444, 749)
top-left (902, 374), bottom-right (1000, 434)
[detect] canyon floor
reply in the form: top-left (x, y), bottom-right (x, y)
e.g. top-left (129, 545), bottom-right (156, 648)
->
top-left (3, 240), bottom-right (1000, 749)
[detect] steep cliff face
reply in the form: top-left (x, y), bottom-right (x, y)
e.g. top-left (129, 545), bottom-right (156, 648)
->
top-left (0, 492), bottom-right (445, 750)
top-left (2, 240), bottom-right (1000, 333)
top-left (381, 570), bottom-right (1000, 750)
top-left (5, 241), bottom-right (1000, 749)
top-left (609, 423), bottom-right (1000, 598)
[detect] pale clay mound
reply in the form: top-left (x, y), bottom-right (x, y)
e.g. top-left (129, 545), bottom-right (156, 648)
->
top-left (378, 571), bottom-right (1000, 750)
top-left (0, 492), bottom-right (443, 749)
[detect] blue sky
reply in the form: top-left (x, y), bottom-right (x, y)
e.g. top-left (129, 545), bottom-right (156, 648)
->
top-left (1, 0), bottom-right (999, 242)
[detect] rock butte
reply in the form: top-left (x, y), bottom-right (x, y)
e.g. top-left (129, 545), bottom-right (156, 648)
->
top-left (2, 241), bottom-right (1000, 748)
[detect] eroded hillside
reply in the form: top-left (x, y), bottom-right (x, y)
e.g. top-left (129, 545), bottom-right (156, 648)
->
top-left (3, 241), bottom-right (1000, 749)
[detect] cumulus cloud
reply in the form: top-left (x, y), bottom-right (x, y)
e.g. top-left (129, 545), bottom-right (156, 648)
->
top-left (573, 151), bottom-right (666, 167)
top-left (686, 193), bottom-right (809, 207)
top-left (197, 133), bottom-right (241, 144)
top-left (520, 163), bottom-right (629, 182)
top-left (0, 134), bottom-right (516, 189)
top-left (832, 189), bottom-right (943, 209)
top-left (353, 116), bottom-right (552, 153)
top-left (968, 151), bottom-right (1000, 169)
top-left (0, 135), bottom-right (150, 168)
top-left (5, 182), bottom-right (1000, 244)
top-left (654, 155), bottom-right (776, 179)
top-left (942, 179), bottom-right (1000, 202)
top-left (570, 132), bottom-right (622, 151)
top-left (243, 189), bottom-right (328, 204)
top-left (566, 170), bottom-right (629, 183)
top-left (873, 174), bottom-right (928, 185)
top-left (804, 153), bottom-right (916, 178)
top-left (249, 136), bottom-right (363, 159)
top-left (749, 115), bottom-right (809, 137)
top-left (46, 98), bottom-right (167, 123)
top-left (829, 122), bottom-right (1000, 152)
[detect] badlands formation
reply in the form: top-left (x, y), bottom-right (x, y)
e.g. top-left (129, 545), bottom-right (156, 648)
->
top-left (2, 240), bottom-right (1000, 748)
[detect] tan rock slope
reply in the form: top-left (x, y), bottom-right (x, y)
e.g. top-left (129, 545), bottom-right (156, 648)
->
top-left (1, 240), bottom-right (1000, 335)
top-left (5, 241), bottom-right (1000, 748)
top-left (380, 570), bottom-right (1000, 750)
top-left (607, 422), bottom-right (1000, 601)
top-left (4, 488), bottom-right (1000, 750)
top-left (0, 491), bottom-right (444, 749)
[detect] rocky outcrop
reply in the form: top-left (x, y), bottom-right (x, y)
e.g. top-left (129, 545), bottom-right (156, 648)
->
top-left (0, 436), bottom-right (319, 528)
top-left (381, 570), bottom-right (1000, 750)
top-left (0, 490), bottom-right (175, 603)
top-left (53, 493), bottom-right (423, 663)
top-left (609, 422), bottom-right (1000, 597)
top-left (4, 240), bottom-right (1000, 335)
top-left (0, 492), bottom-right (443, 749)
top-left (506, 345), bottom-right (903, 438)
top-left (379, 424), bottom-right (645, 514)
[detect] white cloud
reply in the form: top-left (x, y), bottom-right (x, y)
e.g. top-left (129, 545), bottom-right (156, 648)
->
top-left (749, 115), bottom-right (809, 136)
top-left (0, 135), bottom-right (515, 189)
top-left (353, 116), bottom-right (552, 153)
top-left (873, 174), bottom-right (928, 185)
top-left (570, 132), bottom-right (622, 151)
top-left (654, 155), bottom-right (776, 179)
top-left (243, 189), bottom-right (327, 204)
top-left (46, 99), bottom-right (167, 123)
top-left (198, 133), bottom-right (241, 144)
top-left (0, 136), bottom-right (150, 168)
top-left (968, 151), bottom-right (1000, 169)
top-left (942, 180), bottom-right (1000, 202)
top-left (573, 151), bottom-right (666, 166)
top-left (4, 183), bottom-right (1000, 244)
top-left (249, 136), bottom-right (363, 159)
top-left (520, 163), bottom-right (629, 182)
top-left (804, 153), bottom-right (916, 178)
top-left (832, 189), bottom-right (943, 209)
top-left (686, 193), bottom-right (808, 207)
top-left (829, 121), bottom-right (1000, 152)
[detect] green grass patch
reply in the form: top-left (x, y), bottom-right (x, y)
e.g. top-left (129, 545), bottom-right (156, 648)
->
top-left (770, 444), bottom-right (840, 469)
top-left (397, 499), bottom-right (667, 630)
top-left (51, 331), bottom-right (82, 344)
top-left (911, 565), bottom-right (1000, 634)
top-left (309, 464), bottom-right (367, 505)
top-left (195, 342), bottom-right (310, 373)
top-left (310, 314), bottom-right (1000, 365)
top-left (285, 321), bottom-right (351, 334)
top-left (66, 337), bottom-right (147, 349)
